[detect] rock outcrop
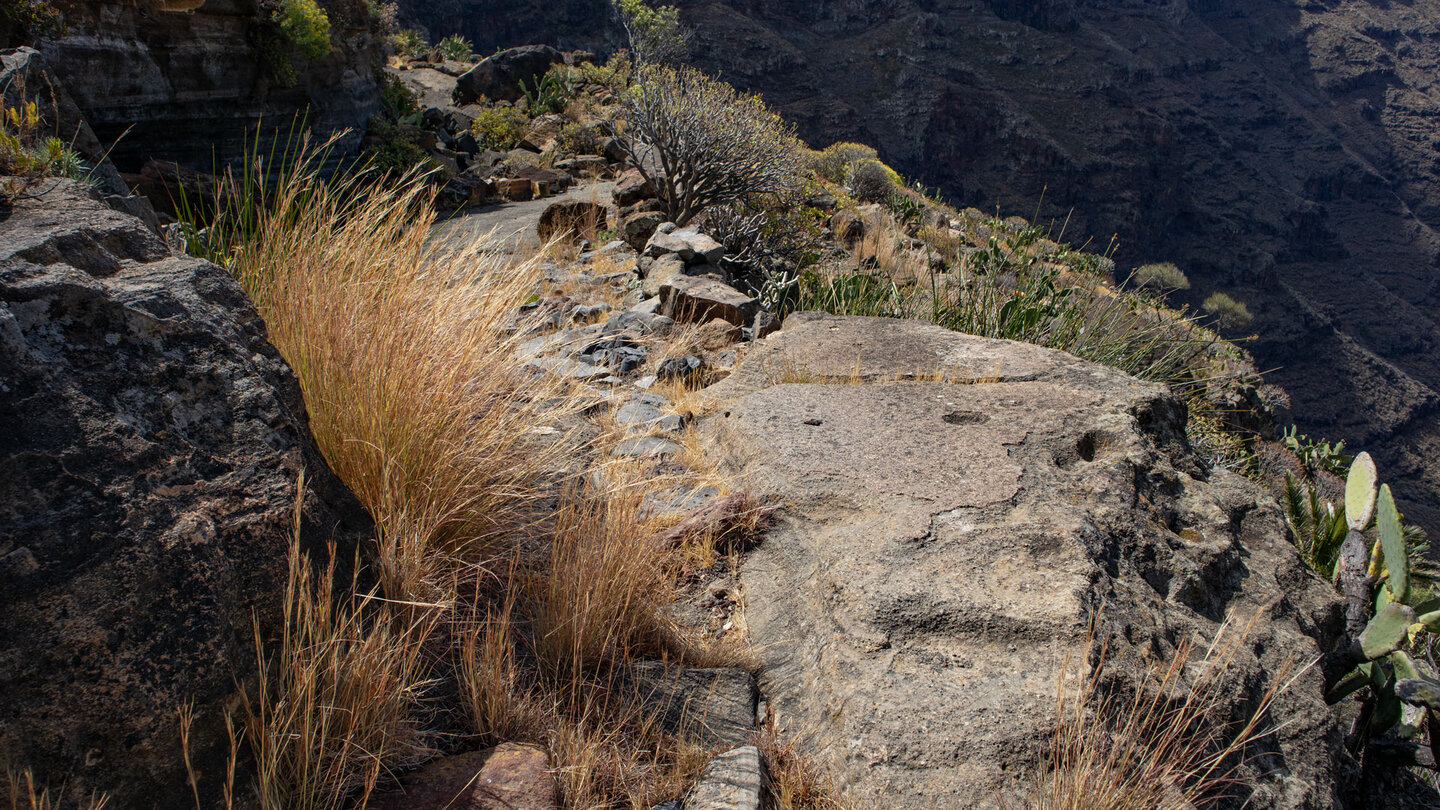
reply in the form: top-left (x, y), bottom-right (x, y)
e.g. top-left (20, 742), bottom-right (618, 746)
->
top-left (453, 44), bottom-right (565, 105)
top-left (0, 180), bottom-right (368, 806)
top-left (34, 0), bottom-right (386, 171)
top-left (699, 314), bottom-right (1350, 807)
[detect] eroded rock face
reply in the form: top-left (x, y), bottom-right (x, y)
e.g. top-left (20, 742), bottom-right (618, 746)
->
top-left (36, 0), bottom-right (386, 171)
top-left (0, 181), bottom-right (367, 807)
top-left (699, 314), bottom-right (1350, 808)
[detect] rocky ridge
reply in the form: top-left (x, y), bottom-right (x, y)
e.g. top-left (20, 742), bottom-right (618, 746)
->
top-left (401, 0), bottom-right (1440, 538)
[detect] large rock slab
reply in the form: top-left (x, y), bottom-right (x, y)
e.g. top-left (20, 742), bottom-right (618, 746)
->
top-left (454, 44), bottom-right (563, 104)
top-left (658, 276), bottom-right (758, 327)
top-left (0, 181), bottom-right (367, 807)
top-left (626, 661), bottom-right (757, 747)
top-left (698, 313), bottom-right (1346, 808)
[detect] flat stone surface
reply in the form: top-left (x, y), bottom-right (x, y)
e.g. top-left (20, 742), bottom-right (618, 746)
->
top-left (367, 744), bottom-right (556, 810)
top-left (616, 402), bottom-right (664, 425)
top-left (698, 313), bottom-right (1344, 809)
top-left (658, 276), bottom-right (757, 327)
top-left (612, 437), bottom-right (683, 458)
top-left (525, 357), bottom-right (610, 381)
top-left (685, 746), bottom-right (765, 810)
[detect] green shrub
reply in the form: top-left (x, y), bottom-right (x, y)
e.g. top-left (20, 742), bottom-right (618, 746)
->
top-left (361, 117), bottom-right (433, 177)
top-left (1202, 291), bottom-right (1252, 330)
top-left (618, 64), bottom-right (804, 225)
top-left (846, 158), bottom-right (897, 203)
top-left (437, 34), bottom-right (472, 62)
top-left (810, 142), bottom-right (877, 185)
top-left (389, 28), bottom-right (427, 59)
top-left (364, 0), bottom-right (399, 32)
top-left (1131, 262), bottom-right (1189, 293)
top-left (557, 122), bottom-right (602, 156)
top-left (470, 107), bottom-right (529, 151)
top-left (276, 0), bottom-right (332, 60)
top-left (380, 75), bottom-right (419, 121)
top-left (572, 58), bottom-right (629, 90)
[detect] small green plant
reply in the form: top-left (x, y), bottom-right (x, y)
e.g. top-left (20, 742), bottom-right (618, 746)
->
top-left (1, 101), bottom-right (88, 201)
top-left (388, 28), bottom-right (427, 59)
top-left (275, 0), bottom-right (332, 60)
top-left (611, 0), bottom-right (690, 66)
top-left (437, 34), bottom-right (473, 61)
top-left (1202, 291), bottom-right (1252, 330)
top-left (1131, 262), bottom-right (1189, 294)
top-left (1282, 426), bottom-right (1353, 477)
top-left (470, 107), bottom-right (529, 151)
top-left (521, 69), bottom-right (573, 116)
top-left (1282, 473), bottom-right (1349, 579)
top-left (557, 122), bottom-right (602, 156)
top-left (1323, 453), bottom-right (1440, 763)
top-left (846, 158), bottom-right (898, 204)
top-left (379, 75), bottom-right (420, 122)
top-left (362, 117), bottom-right (434, 177)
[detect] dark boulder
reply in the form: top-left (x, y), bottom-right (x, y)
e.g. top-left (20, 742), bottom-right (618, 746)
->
top-left (0, 181), bottom-right (368, 807)
top-left (453, 44), bottom-right (564, 105)
top-left (537, 200), bottom-right (608, 243)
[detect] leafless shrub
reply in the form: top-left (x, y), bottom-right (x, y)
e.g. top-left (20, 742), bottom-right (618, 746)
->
top-left (618, 64), bottom-right (804, 226)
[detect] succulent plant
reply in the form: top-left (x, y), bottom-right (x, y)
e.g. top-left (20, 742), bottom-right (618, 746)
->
top-left (1325, 451), bottom-right (1440, 759)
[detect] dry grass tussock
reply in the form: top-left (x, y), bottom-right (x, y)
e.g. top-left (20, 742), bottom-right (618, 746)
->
top-left (228, 153), bottom-right (576, 604)
top-left (1018, 612), bottom-right (1302, 810)
top-left (184, 141), bottom-right (823, 808)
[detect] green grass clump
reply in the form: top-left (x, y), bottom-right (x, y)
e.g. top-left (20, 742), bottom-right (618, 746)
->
top-left (388, 28), bottom-right (427, 59)
top-left (0, 101), bottom-right (88, 201)
top-left (436, 34), bottom-right (473, 61)
top-left (1131, 262), bottom-right (1189, 294)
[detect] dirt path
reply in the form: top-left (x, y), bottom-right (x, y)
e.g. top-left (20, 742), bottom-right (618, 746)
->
top-left (433, 181), bottom-right (616, 258)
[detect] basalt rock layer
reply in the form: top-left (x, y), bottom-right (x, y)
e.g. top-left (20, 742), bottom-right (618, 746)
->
top-left (0, 180), bottom-right (368, 807)
top-left (700, 314), bottom-right (1353, 807)
top-left (32, 0), bottom-right (386, 172)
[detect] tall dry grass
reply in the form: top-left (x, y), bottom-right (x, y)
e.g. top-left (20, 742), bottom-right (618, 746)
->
top-left (197, 140), bottom-right (762, 808)
top-left (241, 475), bottom-right (438, 810)
top-left (224, 147), bottom-right (574, 603)
top-left (2, 771), bottom-right (107, 810)
top-left (1023, 614), bottom-right (1301, 810)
